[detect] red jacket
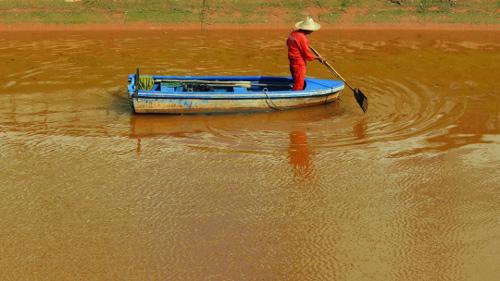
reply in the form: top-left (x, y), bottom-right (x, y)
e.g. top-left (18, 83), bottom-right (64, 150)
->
top-left (287, 31), bottom-right (315, 66)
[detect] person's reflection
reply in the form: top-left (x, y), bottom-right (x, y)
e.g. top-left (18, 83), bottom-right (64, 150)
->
top-left (135, 138), bottom-right (142, 155)
top-left (288, 130), bottom-right (314, 181)
top-left (353, 118), bottom-right (367, 140)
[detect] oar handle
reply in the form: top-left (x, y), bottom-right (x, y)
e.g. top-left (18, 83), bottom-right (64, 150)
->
top-left (153, 79), bottom-right (291, 88)
top-left (309, 46), bottom-right (355, 91)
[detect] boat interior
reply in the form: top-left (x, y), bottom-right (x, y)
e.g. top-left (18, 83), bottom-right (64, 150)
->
top-left (155, 81), bottom-right (294, 93)
top-left (130, 75), bottom-right (296, 93)
top-left (128, 74), bottom-right (344, 94)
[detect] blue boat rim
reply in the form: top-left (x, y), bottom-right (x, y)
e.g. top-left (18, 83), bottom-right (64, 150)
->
top-left (127, 75), bottom-right (344, 100)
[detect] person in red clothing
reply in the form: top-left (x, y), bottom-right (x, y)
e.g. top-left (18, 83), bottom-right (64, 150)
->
top-left (287, 16), bottom-right (324, 90)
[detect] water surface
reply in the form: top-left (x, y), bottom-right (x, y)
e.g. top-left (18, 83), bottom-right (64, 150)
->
top-left (0, 29), bottom-right (499, 281)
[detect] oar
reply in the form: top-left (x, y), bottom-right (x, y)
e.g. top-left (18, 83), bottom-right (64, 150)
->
top-left (310, 46), bottom-right (368, 113)
top-left (155, 79), bottom-right (250, 85)
top-left (154, 79), bottom-right (253, 88)
top-left (153, 79), bottom-right (290, 88)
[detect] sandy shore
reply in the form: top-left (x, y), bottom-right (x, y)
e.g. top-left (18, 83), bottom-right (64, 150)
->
top-left (1, 22), bottom-right (499, 31)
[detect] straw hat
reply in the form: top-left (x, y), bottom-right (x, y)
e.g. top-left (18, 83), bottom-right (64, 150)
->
top-left (295, 16), bottom-right (321, 31)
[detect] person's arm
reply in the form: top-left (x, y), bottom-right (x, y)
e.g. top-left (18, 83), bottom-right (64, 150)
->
top-left (297, 36), bottom-right (315, 61)
top-left (297, 35), bottom-right (324, 63)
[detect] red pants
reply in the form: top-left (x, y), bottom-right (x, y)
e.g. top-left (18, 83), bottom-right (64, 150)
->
top-left (290, 64), bottom-right (306, 90)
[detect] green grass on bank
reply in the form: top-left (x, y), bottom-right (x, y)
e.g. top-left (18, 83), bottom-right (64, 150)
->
top-left (0, 0), bottom-right (498, 25)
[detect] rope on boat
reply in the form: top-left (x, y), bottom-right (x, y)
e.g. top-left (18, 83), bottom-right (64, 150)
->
top-left (262, 88), bottom-right (284, 111)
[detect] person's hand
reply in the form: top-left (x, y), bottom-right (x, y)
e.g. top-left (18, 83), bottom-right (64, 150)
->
top-left (315, 56), bottom-right (326, 64)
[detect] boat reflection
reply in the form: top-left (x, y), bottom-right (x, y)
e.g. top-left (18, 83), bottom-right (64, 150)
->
top-left (128, 107), bottom-right (341, 180)
top-left (128, 105), bottom-right (339, 142)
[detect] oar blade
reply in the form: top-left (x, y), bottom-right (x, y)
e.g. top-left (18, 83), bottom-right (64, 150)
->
top-left (353, 88), bottom-right (368, 113)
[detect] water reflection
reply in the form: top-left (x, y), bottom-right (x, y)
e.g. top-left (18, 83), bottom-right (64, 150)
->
top-left (353, 118), bottom-right (367, 140)
top-left (128, 111), bottom-right (326, 181)
top-left (288, 131), bottom-right (314, 182)
top-left (126, 105), bottom-right (340, 150)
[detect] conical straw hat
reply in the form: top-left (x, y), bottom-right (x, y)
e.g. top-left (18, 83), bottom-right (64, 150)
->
top-left (295, 16), bottom-right (321, 31)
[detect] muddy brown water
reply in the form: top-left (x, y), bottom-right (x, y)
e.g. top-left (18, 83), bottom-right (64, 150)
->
top-left (0, 29), bottom-right (499, 281)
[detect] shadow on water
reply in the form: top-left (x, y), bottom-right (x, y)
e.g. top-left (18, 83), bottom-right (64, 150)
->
top-left (108, 88), bottom-right (131, 115)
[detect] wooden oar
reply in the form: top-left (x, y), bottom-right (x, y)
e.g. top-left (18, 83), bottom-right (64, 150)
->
top-left (154, 79), bottom-right (252, 88)
top-left (154, 79), bottom-right (291, 88)
top-left (310, 46), bottom-right (368, 113)
top-left (155, 79), bottom-right (249, 84)
top-left (133, 68), bottom-right (291, 89)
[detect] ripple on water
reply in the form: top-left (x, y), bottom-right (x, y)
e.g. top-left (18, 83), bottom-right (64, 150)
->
top-left (0, 31), bottom-right (490, 160)
top-left (1, 30), bottom-right (499, 281)
top-left (128, 74), bottom-right (462, 156)
top-left (1, 75), bottom-right (465, 159)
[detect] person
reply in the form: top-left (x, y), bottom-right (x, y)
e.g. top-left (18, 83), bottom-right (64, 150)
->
top-left (287, 16), bottom-right (324, 91)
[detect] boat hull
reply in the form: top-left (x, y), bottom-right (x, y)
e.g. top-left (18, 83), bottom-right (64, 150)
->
top-left (128, 75), bottom-right (344, 114)
top-left (131, 91), bottom-right (341, 114)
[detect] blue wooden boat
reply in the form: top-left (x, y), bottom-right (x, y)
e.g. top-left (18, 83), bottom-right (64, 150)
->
top-left (127, 74), bottom-right (344, 114)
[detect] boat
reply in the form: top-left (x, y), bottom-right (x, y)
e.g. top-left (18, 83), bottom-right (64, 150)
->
top-left (127, 72), bottom-right (344, 114)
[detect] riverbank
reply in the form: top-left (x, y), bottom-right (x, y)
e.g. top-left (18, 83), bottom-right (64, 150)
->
top-left (1, 22), bottom-right (499, 32)
top-left (1, 1), bottom-right (498, 30)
